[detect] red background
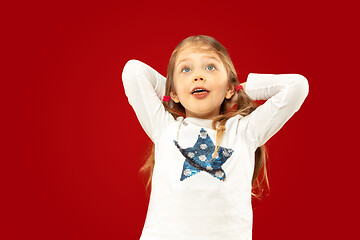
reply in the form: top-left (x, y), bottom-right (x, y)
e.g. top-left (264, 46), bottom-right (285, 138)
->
top-left (2, 0), bottom-right (358, 239)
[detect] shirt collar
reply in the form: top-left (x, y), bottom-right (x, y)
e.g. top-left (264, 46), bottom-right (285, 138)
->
top-left (183, 116), bottom-right (216, 129)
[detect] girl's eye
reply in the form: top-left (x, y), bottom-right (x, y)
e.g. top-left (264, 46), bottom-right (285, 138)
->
top-left (181, 67), bottom-right (191, 73)
top-left (181, 64), bottom-right (216, 73)
top-left (206, 65), bottom-right (216, 71)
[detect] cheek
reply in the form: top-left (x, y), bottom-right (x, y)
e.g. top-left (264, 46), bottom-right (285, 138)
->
top-left (211, 72), bottom-right (229, 87)
top-left (213, 81), bottom-right (229, 95)
top-left (173, 78), bottom-right (189, 95)
top-left (172, 78), bottom-right (182, 94)
top-left (172, 85), bottom-right (188, 101)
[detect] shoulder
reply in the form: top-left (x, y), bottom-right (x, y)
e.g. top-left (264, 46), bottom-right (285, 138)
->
top-left (155, 116), bottom-right (184, 142)
top-left (225, 114), bottom-right (253, 140)
top-left (226, 114), bottom-right (246, 128)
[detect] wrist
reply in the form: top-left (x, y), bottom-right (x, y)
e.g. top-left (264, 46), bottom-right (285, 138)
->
top-left (241, 82), bottom-right (246, 90)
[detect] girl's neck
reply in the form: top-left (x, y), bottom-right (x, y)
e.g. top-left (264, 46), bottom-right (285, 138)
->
top-left (183, 116), bottom-right (214, 129)
top-left (185, 110), bottom-right (219, 120)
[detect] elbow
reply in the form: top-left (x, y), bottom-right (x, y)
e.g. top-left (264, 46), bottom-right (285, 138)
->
top-left (280, 74), bottom-right (309, 112)
top-left (122, 59), bottom-right (142, 82)
top-left (294, 74), bottom-right (309, 100)
top-left (121, 59), bottom-right (143, 95)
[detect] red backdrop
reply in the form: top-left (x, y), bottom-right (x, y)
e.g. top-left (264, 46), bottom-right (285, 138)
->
top-left (2, 0), bottom-right (358, 239)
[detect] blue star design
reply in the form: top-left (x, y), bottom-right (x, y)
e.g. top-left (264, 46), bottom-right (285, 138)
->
top-left (173, 128), bottom-right (234, 181)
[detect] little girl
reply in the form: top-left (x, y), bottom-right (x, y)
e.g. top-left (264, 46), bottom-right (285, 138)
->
top-left (121, 35), bottom-right (309, 240)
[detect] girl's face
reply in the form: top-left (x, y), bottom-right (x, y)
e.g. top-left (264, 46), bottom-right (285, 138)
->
top-left (171, 47), bottom-right (234, 119)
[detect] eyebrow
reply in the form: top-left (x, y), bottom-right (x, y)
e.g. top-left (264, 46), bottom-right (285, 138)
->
top-left (177, 56), bottom-right (220, 65)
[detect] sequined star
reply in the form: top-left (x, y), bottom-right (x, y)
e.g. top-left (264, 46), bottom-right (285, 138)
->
top-left (173, 128), bottom-right (234, 181)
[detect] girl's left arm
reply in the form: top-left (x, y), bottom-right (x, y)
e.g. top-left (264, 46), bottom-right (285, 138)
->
top-left (242, 73), bottom-right (309, 148)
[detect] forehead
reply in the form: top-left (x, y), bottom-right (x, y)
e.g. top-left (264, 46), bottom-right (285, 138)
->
top-left (176, 47), bottom-right (221, 65)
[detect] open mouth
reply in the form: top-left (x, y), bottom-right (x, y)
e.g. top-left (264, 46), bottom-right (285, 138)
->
top-left (191, 88), bottom-right (209, 94)
top-left (191, 88), bottom-right (210, 99)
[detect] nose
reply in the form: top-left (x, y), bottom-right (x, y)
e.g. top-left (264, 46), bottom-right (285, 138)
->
top-left (193, 75), bottom-right (206, 82)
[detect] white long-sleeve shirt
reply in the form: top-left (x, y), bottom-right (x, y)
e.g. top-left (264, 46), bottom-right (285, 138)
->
top-left (121, 59), bottom-right (309, 240)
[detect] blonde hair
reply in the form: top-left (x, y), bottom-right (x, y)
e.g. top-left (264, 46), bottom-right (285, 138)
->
top-left (139, 35), bottom-right (270, 199)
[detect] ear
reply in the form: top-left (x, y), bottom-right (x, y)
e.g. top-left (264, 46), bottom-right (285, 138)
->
top-left (225, 84), bottom-right (235, 99)
top-left (170, 91), bottom-right (180, 103)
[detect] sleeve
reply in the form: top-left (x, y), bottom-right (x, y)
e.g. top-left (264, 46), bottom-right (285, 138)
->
top-left (243, 73), bottom-right (309, 148)
top-left (121, 59), bottom-right (174, 142)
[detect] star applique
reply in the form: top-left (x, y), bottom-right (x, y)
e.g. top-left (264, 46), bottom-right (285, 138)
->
top-left (173, 128), bottom-right (234, 181)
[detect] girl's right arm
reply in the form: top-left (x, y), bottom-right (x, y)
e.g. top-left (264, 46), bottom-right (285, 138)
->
top-left (121, 59), bottom-right (174, 142)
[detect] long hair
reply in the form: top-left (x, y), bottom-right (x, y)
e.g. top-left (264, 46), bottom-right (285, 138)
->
top-left (139, 35), bottom-right (270, 200)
